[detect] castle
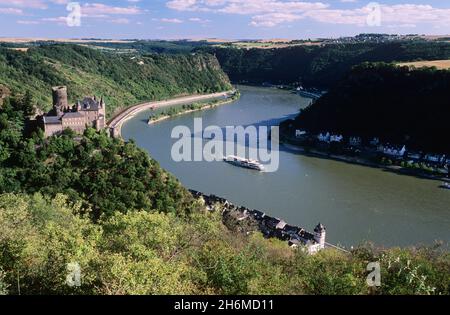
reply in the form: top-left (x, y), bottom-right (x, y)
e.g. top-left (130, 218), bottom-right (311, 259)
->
top-left (40, 86), bottom-right (106, 137)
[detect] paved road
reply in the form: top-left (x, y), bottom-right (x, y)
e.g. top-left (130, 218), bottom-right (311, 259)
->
top-left (108, 90), bottom-right (235, 137)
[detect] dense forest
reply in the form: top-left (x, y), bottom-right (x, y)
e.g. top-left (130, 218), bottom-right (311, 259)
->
top-left (0, 94), bottom-right (195, 219)
top-left (0, 39), bottom-right (213, 55)
top-left (0, 86), bottom-right (449, 295)
top-left (283, 63), bottom-right (450, 154)
top-left (202, 41), bottom-right (450, 88)
top-left (0, 44), bottom-right (232, 118)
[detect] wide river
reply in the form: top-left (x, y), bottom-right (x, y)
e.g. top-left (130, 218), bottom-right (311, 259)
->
top-left (122, 86), bottom-right (450, 248)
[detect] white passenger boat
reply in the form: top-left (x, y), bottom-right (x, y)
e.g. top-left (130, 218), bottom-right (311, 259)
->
top-left (223, 155), bottom-right (265, 171)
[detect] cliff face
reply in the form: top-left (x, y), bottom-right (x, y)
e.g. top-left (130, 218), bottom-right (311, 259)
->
top-left (0, 45), bottom-right (232, 118)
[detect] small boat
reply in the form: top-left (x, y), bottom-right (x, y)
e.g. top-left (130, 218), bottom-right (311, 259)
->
top-left (223, 155), bottom-right (265, 171)
top-left (441, 182), bottom-right (450, 190)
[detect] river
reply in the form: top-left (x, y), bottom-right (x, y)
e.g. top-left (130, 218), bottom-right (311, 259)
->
top-left (122, 85), bottom-right (450, 248)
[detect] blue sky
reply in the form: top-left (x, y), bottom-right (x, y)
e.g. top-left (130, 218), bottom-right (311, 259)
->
top-left (0, 0), bottom-right (449, 39)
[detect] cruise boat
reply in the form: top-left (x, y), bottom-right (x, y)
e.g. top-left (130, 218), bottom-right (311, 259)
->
top-left (223, 155), bottom-right (265, 171)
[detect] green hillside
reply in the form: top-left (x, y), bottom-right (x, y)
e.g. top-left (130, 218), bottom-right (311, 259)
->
top-left (284, 63), bottom-right (450, 154)
top-left (202, 41), bottom-right (450, 88)
top-left (0, 44), bottom-right (232, 118)
top-left (0, 72), bottom-right (448, 296)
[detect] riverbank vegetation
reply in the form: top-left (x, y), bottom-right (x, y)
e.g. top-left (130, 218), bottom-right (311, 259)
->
top-left (283, 63), bottom-right (450, 155)
top-left (0, 91), bottom-right (449, 295)
top-left (148, 92), bottom-right (240, 123)
top-left (0, 44), bottom-right (232, 118)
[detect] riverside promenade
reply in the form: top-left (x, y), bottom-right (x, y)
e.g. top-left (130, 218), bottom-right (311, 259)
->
top-left (108, 90), bottom-right (235, 137)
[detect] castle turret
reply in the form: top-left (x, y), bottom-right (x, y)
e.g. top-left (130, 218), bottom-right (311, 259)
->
top-left (313, 223), bottom-right (326, 247)
top-left (52, 86), bottom-right (69, 114)
top-left (99, 96), bottom-right (106, 117)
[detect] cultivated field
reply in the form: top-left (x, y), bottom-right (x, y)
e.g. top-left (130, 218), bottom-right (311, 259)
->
top-left (398, 60), bottom-right (450, 70)
top-left (213, 40), bottom-right (323, 50)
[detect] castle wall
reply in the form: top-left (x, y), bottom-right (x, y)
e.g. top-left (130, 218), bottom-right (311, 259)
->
top-left (44, 124), bottom-right (63, 138)
top-left (62, 117), bottom-right (87, 134)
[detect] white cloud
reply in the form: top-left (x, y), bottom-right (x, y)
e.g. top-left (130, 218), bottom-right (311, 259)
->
top-left (110, 18), bottom-right (130, 24)
top-left (306, 4), bottom-right (450, 28)
top-left (189, 17), bottom-right (210, 23)
top-left (154, 18), bottom-right (184, 23)
top-left (166, 0), bottom-right (328, 27)
top-left (41, 16), bottom-right (67, 24)
top-left (17, 19), bottom-right (40, 24)
top-left (0, 0), bottom-right (47, 9)
top-left (81, 3), bottom-right (142, 17)
top-left (250, 13), bottom-right (303, 27)
top-left (166, 0), bottom-right (450, 29)
top-left (0, 7), bottom-right (23, 14)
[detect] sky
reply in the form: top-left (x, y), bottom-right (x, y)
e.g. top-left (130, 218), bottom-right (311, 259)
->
top-left (0, 0), bottom-right (449, 39)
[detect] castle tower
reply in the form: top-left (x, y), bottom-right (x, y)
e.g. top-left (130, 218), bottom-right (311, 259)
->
top-left (314, 223), bottom-right (326, 247)
top-left (52, 86), bottom-right (69, 114)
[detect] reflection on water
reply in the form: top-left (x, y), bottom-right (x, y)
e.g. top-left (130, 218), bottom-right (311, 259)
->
top-left (122, 86), bottom-right (450, 247)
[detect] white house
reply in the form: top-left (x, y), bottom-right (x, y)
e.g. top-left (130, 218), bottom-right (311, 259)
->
top-left (295, 130), bottom-right (307, 138)
top-left (330, 134), bottom-right (344, 143)
top-left (384, 145), bottom-right (406, 157)
top-left (349, 137), bottom-right (362, 146)
top-left (318, 132), bottom-right (331, 143)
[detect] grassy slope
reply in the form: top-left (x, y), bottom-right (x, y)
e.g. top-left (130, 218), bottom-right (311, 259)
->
top-left (397, 59), bottom-right (450, 70)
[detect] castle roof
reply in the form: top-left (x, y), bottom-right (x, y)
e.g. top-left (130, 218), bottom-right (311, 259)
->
top-left (43, 116), bottom-right (61, 124)
top-left (79, 97), bottom-right (103, 111)
top-left (62, 112), bottom-right (84, 119)
top-left (314, 223), bottom-right (326, 232)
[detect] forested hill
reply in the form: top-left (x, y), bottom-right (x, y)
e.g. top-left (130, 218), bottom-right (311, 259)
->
top-left (286, 63), bottom-right (450, 154)
top-left (0, 67), bottom-right (449, 295)
top-left (0, 44), bottom-right (232, 118)
top-left (202, 41), bottom-right (450, 88)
